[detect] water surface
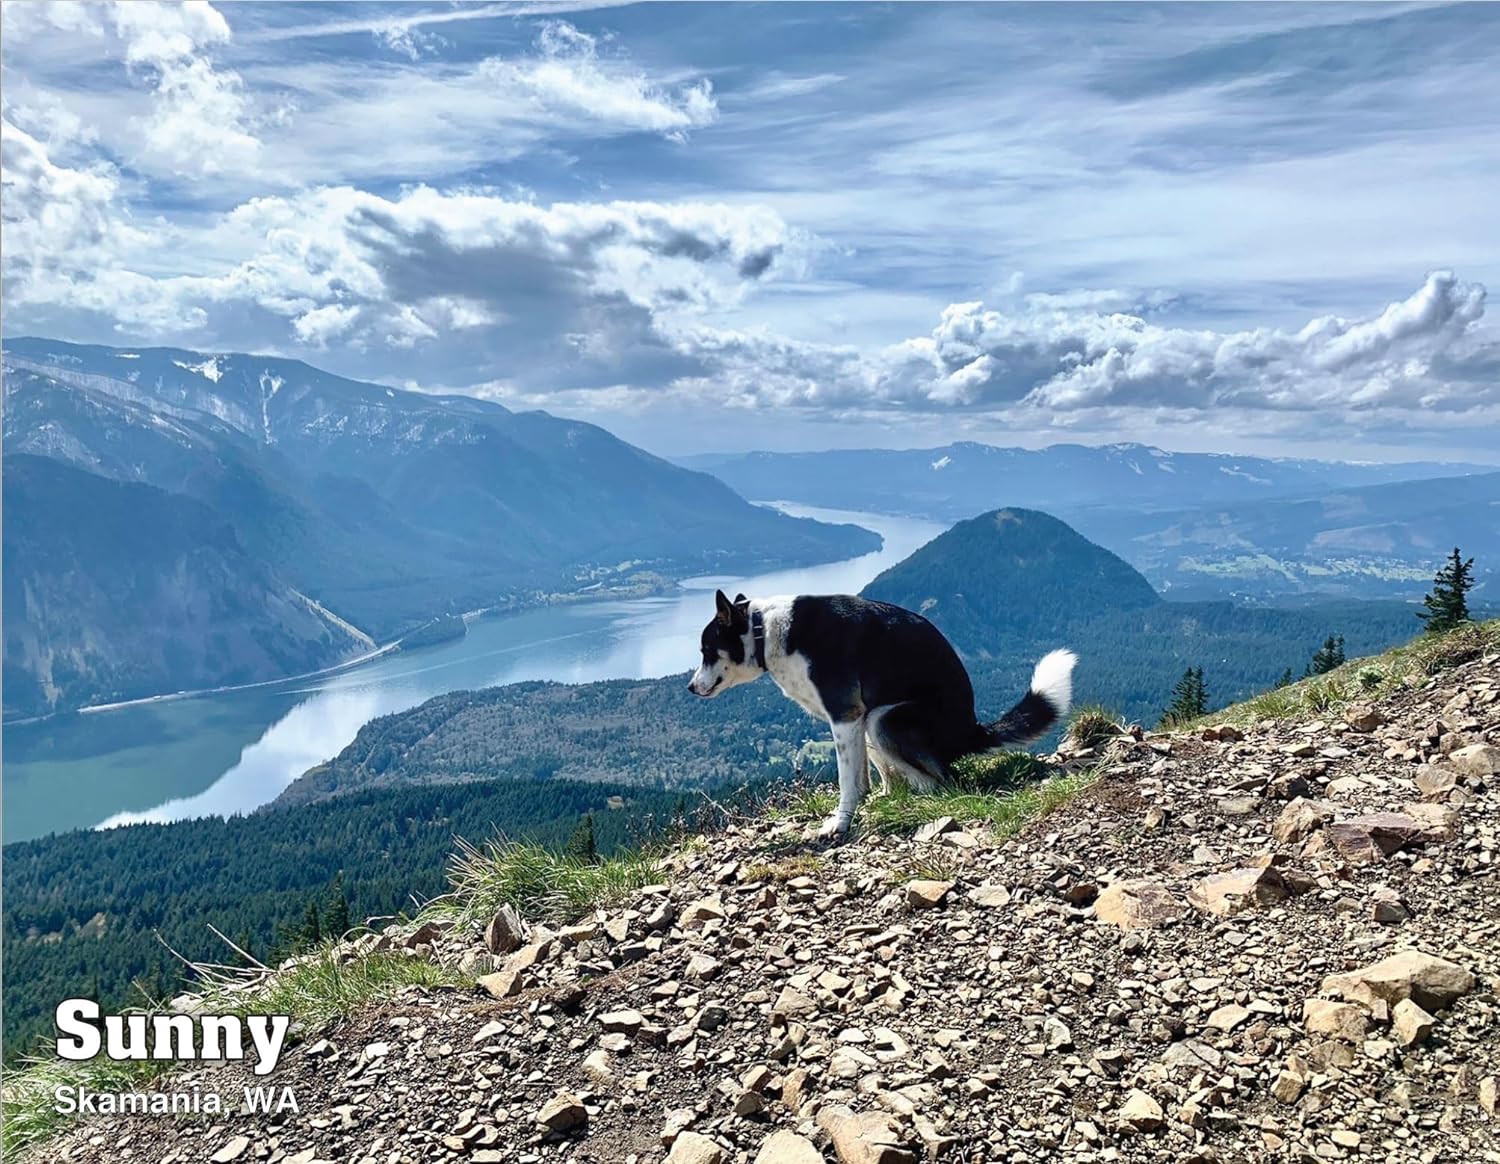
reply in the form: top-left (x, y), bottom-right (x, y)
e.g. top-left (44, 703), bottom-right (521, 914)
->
top-left (2, 506), bottom-right (942, 843)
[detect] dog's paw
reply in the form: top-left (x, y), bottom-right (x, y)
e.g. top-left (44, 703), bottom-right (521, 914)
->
top-left (816, 812), bottom-right (851, 839)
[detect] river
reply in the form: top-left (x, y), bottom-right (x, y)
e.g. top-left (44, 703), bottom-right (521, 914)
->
top-left (1, 506), bottom-right (943, 843)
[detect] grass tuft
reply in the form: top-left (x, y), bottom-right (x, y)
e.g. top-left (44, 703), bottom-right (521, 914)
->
top-left (1065, 704), bottom-right (1126, 751)
top-left (773, 753), bottom-right (1097, 841)
top-left (744, 853), bottom-right (826, 883)
top-left (433, 836), bottom-right (661, 928)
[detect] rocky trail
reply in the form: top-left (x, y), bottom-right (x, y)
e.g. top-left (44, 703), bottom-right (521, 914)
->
top-left (45, 647), bottom-right (1500, 1164)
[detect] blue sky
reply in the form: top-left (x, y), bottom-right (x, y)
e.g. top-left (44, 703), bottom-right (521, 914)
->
top-left (3, 1), bottom-right (1499, 460)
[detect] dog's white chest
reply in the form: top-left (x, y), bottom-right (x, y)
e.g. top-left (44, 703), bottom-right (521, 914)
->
top-left (769, 651), bottom-right (828, 722)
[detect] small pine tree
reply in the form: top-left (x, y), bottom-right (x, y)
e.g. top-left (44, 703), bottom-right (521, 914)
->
top-left (567, 813), bottom-right (597, 864)
top-left (298, 901), bottom-right (322, 948)
top-left (1419, 547), bottom-right (1474, 634)
top-left (325, 874), bottom-right (351, 940)
top-left (1306, 634), bottom-right (1345, 677)
top-left (1274, 667), bottom-right (1294, 689)
top-left (1160, 666), bottom-right (1207, 726)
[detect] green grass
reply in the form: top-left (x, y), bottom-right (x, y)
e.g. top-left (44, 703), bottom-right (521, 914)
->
top-left (1, 948), bottom-right (460, 1159)
top-left (1065, 704), bottom-right (1127, 750)
top-left (773, 752), bottom-right (1098, 840)
top-left (744, 853), bottom-right (827, 883)
top-left (429, 836), bottom-right (662, 928)
top-left (1187, 619), bottom-right (1498, 730)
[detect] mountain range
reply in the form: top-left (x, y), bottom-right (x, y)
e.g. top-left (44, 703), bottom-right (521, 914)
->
top-left (681, 443), bottom-right (1498, 600)
top-left (1, 338), bottom-right (875, 717)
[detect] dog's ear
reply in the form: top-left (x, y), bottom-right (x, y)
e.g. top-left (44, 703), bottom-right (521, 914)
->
top-left (715, 589), bottom-right (734, 626)
top-left (733, 592), bottom-right (748, 606)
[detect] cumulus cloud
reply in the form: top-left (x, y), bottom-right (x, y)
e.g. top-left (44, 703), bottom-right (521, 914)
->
top-left (663, 272), bottom-right (1496, 424)
top-left (2, 0), bottom-right (260, 177)
top-left (1, 176), bottom-right (796, 384)
top-left (0, 118), bottom-right (139, 303)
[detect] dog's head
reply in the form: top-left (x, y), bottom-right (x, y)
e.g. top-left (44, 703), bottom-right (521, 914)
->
top-left (688, 589), bottom-right (763, 697)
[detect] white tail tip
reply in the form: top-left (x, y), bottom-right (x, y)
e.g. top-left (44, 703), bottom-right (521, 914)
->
top-left (1030, 648), bottom-right (1077, 717)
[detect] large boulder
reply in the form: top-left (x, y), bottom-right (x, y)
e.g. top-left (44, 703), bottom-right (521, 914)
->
top-left (1321, 950), bottom-right (1476, 1011)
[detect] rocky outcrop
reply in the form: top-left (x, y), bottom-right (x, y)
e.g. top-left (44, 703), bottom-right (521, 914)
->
top-left (44, 641), bottom-right (1500, 1164)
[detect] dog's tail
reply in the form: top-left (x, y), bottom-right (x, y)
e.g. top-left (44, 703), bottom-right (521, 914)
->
top-left (975, 648), bottom-right (1077, 750)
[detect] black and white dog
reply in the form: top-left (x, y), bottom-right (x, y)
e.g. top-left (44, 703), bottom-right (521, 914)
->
top-left (689, 590), bottom-right (1077, 837)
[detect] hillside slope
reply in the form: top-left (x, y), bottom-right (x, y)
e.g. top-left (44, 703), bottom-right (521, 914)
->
top-left (1, 456), bottom-right (367, 717)
top-left (26, 624), bottom-right (1498, 1163)
top-left (1068, 471), bottom-right (1500, 601)
top-left (2, 340), bottom-right (876, 707)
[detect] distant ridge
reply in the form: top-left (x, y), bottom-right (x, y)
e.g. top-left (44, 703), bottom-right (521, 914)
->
top-left (2, 338), bottom-right (877, 714)
top-left (680, 441), bottom-right (1489, 520)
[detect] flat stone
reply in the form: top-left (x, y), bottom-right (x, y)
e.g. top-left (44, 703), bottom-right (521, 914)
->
top-left (1188, 859), bottom-right (1300, 917)
top-left (905, 879), bottom-right (953, 909)
top-left (1118, 1088), bottom-right (1165, 1131)
top-left (1094, 880), bottom-right (1185, 930)
top-left (211, 1137), bottom-right (251, 1164)
top-left (817, 1102), bottom-right (918, 1164)
top-left (1391, 998), bottom-right (1436, 1047)
top-left (1206, 1003), bottom-right (1251, 1032)
top-left (536, 1091), bottom-right (588, 1133)
top-left (1449, 743), bottom-right (1500, 777)
top-left (1320, 813), bottom-right (1429, 865)
top-left (600, 1008), bottom-right (645, 1034)
top-left (967, 884), bottom-right (1012, 908)
top-left (1273, 798), bottom-right (1334, 844)
top-left (667, 1131), bottom-right (725, 1164)
top-left (754, 1131), bottom-right (824, 1164)
top-left (1302, 998), bottom-right (1369, 1043)
top-left (1414, 765), bottom-right (1460, 801)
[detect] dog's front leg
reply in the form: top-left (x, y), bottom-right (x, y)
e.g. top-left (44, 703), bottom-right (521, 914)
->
top-left (819, 717), bottom-right (867, 837)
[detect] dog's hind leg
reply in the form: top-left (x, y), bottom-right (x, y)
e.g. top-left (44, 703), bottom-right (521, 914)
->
top-left (867, 703), bottom-right (946, 794)
top-left (819, 716), bottom-right (868, 837)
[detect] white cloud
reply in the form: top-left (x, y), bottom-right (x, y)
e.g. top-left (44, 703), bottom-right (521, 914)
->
top-left (0, 118), bottom-right (135, 300)
top-left (2, 0), bottom-right (260, 177)
top-left (641, 272), bottom-right (1498, 427)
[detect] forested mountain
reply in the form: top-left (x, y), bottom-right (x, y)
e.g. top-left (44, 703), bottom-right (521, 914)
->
top-left (863, 508), bottom-right (1420, 717)
top-left (681, 442), bottom-right (1486, 520)
top-left (2, 456), bottom-right (368, 717)
top-left (1, 777), bottom-right (694, 1059)
top-left (1066, 471), bottom-right (1500, 601)
top-left (1, 340), bottom-right (875, 713)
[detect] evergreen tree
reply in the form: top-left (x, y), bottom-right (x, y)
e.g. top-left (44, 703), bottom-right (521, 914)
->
top-left (1274, 667), bottom-right (1294, 689)
top-left (298, 901), bottom-right (322, 948)
top-left (325, 874), bottom-right (351, 939)
top-left (1160, 666), bottom-right (1207, 726)
top-left (1306, 634), bottom-right (1345, 677)
top-left (566, 813), bottom-right (597, 863)
top-left (1419, 547), bottom-right (1475, 634)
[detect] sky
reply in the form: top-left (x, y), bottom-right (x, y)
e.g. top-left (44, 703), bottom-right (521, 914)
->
top-left (3, 1), bottom-right (1499, 461)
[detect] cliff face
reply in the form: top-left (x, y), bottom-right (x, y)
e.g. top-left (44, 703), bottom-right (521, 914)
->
top-left (38, 628), bottom-right (1500, 1163)
top-left (1, 455), bottom-right (368, 716)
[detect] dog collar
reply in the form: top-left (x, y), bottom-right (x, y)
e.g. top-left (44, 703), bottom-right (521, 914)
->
top-left (750, 609), bottom-right (768, 670)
